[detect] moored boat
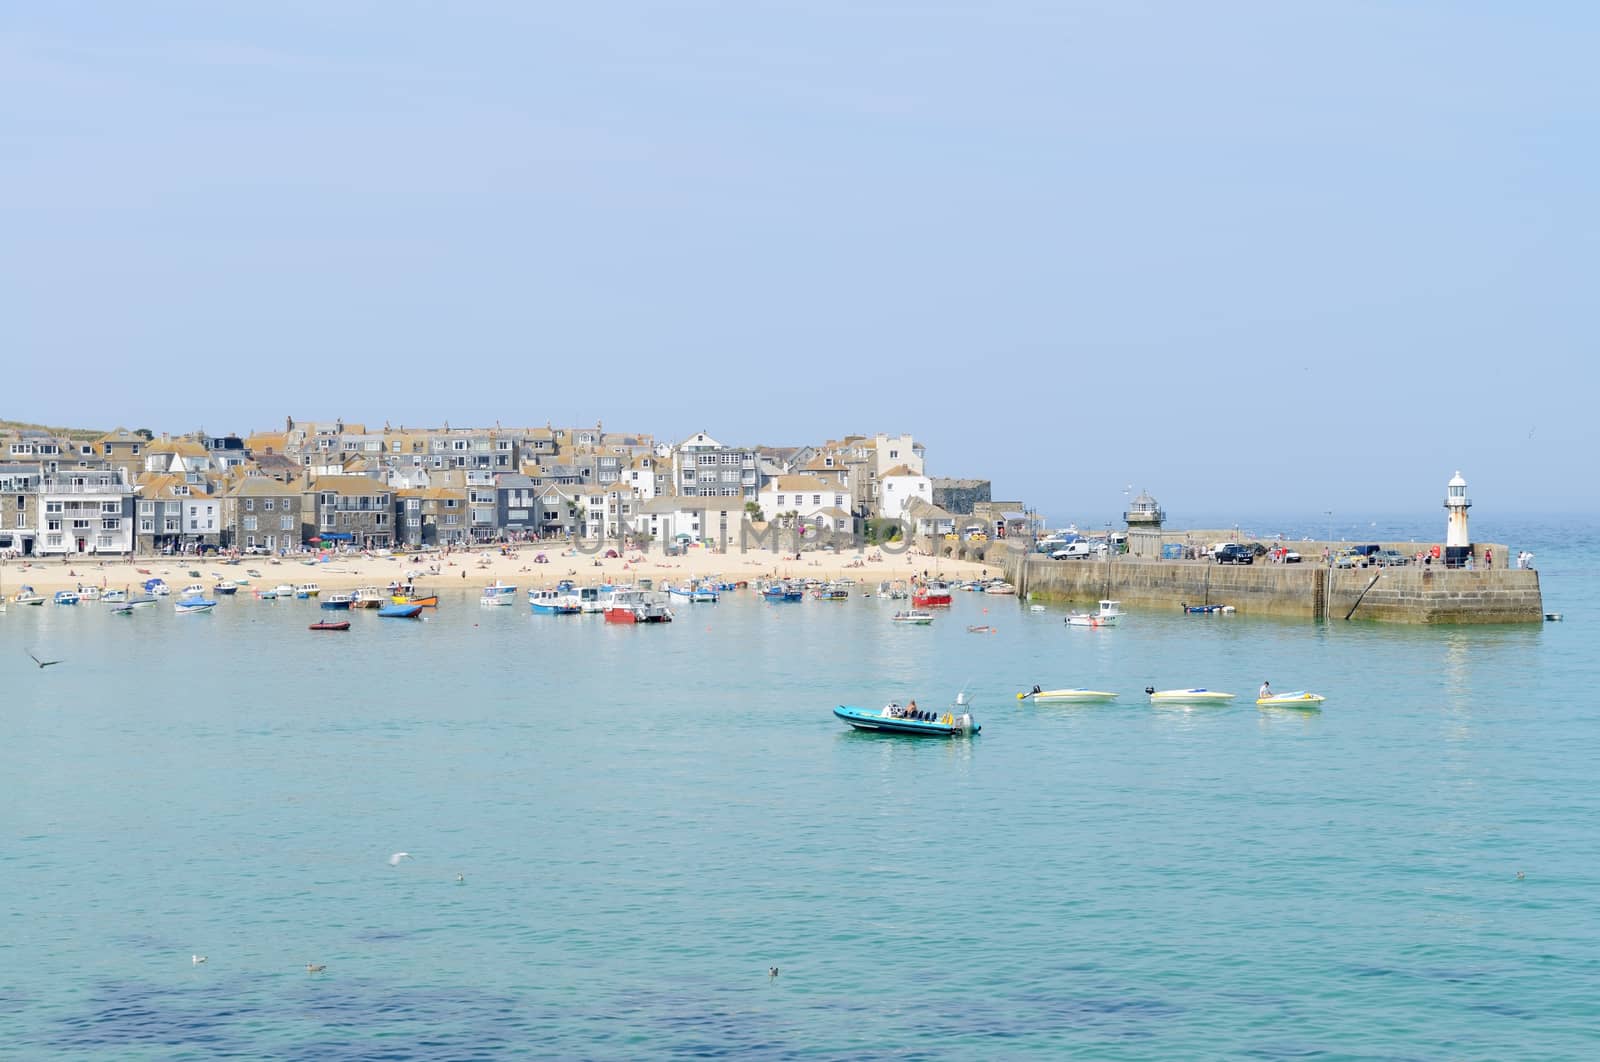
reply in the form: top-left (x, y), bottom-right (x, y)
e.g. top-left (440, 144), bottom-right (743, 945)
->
top-left (53, 590), bottom-right (79, 605)
top-left (109, 603), bottom-right (134, 616)
top-left (14, 586), bottom-right (45, 606)
top-left (1017, 686), bottom-right (1119, 704)
top-left (1257, 690), bottom-right (1326, 708)
top-left (603, 590), bottom-right (673, 624)
top-left (309, 620), bottom-right (351, 631)
top-left (320, 593), bottom-right (355, 610)
top-left (272, 584), bottom-right (295, 598)
top-left (213, 581), bottom-right (240, 596)
top-left (529, 588), bottom-right (581, 614)
top-left (101, 588), bottom-right (128, 603)
top-left (1064, 600), bottom-right (1122, 627)
top-left (76, 585), bottom-right (102, 601)
top-left (983, 581), bottom-right (1018, 595)
top-left (175, 598), bottom-right (217, 614)
top-left (480, 581), bottom-right (517, 606)
top-left (891, 609), bottom-right (934, 625)
top-left (144, 578), bottom-right (171, 596)
top-left (294, 583), bottom-right (321, 599)
top-left (1146, 687), bottom-right (1236, 703)
top-left (834, 694), bottom-right (979, 736)
top-left (352, 587), bottom-right (386, 608)
top-left (912, 580), bottom-right (952, 608)
top-left (1180, 603), bottom-right (1234, 614)
top-left (761, 582), bottom-right (804, 602)
top-left (378, 602), bottom-right (424, 619)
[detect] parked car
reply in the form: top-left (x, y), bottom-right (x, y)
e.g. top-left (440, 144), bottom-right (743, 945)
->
top-left (1282, 549), bottom-right (1302, 563)
top-left (1372, 549), bottom-right (1409, 566)
top-left (1214, 544), bottom-right (1255, 565)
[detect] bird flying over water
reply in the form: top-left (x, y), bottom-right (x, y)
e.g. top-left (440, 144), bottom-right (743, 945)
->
top-left (28, 653), bottom-right (62, 668)
top-left (389, 852), bottom-right (412, 866)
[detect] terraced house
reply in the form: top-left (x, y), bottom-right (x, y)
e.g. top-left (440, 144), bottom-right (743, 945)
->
top-left (38, 468), bottom-right (135, 556)
top-left (222, 476), bottom-right (303, 553)
top-left (302, 475), bottom-right (394, 549)
top-left (0, 463), bottom-right (42, 556)
top-left (396, 486), bottom-right (468, 547)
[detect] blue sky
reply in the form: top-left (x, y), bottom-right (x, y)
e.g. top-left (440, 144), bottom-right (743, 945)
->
top-left (3, 2), bottom-right (1594, 523)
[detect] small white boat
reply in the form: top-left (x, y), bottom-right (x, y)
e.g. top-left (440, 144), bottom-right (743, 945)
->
top-left (76, 585), bottom-right (102, 601)
top-left (182, 583), bottom-right (207, 598)
top-left (1065, 600), bottom-right (1122, 627)
top-left (273, 584), bottom-right (295, 598)
top-left (1029, 604), bottom-right (1047, 613)
top-left (983, 582), bottom-right (1017, 595)
top-left (101, 588), bottom-right (128, 603)
top-left (1017, 687), bottom-right (1119, 704)
top-left (256, 587), bottom-right (279, 600)
top-left (892, 609), bottom-right (935, 625)
top-left (127, 596), bottom-right (158, 609)
top-left (352, 587), bottom-right (387, 608)
top-left (294, 583), bottom-right (321, 599)
top-left (13, 586), bottom-right (45, 606)
top-left (481, 581), bottom-right (517, 606)
top-left (1146, 687), bottom-right (1236, 703)
top-left (1257, 691), bottom-right (1326, 708)
top-left (175, 598), bottom-right (217, 614)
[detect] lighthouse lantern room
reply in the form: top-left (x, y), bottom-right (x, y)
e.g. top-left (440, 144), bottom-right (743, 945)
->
top-left (1444, 470), bottom-right (1471, 568)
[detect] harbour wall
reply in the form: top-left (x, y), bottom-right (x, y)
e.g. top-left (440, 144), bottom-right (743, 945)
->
top-left (1004, 552), bottom-right (1544, 624)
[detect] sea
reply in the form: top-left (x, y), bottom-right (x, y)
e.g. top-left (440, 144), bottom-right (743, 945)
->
top-left (3, 515), bottom-right (1597, 1060)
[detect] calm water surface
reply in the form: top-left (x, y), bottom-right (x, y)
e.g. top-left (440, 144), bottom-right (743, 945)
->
top-left (3, 519), bottom-right (1597, 1059)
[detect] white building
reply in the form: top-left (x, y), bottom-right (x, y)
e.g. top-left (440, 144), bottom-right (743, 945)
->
top-left (877, 465), bottom-right (932, 522)
top-left (37, 469), bottom-right (135, 556)
top-left (757, 475), bottom-right (855, 532)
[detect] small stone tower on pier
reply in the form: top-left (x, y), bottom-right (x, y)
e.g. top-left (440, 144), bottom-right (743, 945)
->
top-left (1444, 471), bottom-right (1471, 567)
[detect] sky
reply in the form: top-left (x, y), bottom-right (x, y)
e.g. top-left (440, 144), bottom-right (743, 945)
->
top-left (3, 2), bottom-right (1595, 524)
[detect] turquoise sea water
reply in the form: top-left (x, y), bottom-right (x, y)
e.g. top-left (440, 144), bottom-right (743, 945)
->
top-left (4, 518), bottom-right (1597, 1059)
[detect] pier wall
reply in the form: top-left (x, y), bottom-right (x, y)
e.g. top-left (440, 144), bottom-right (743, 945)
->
top-left (1005, 552), bottom-right (1543, 624)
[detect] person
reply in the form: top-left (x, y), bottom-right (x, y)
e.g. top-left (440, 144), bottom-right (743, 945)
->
top-left (907, 699), bottom-right (918, 717)
top-left (1259, 680), bottom-right (1272, 700)
top-left (1485, 548), bottom-right (1492, 568)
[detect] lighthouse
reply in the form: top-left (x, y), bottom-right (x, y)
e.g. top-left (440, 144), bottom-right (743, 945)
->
top-left (1444, 471), bottom-right (1471, 568)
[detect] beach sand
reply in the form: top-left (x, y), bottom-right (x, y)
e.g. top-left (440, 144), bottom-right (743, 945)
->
top-left (1, 544), bottom-right (1000, 597)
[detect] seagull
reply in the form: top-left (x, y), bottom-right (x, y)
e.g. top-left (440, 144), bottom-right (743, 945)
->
top-left (1516, 870), bottom-right (1526, 881)
top-left (28, 653), bottom-right (62, 668)
top-left (192, 955), bottom-right (207, 965)
top-left (306, 962), bottom-right (327, 973)
top-left (769, 967), bottom-right (779, 980)
top-left (455, 873), bottom-right (465, 884)
top-left (388, 852), bottom-right (412, 866)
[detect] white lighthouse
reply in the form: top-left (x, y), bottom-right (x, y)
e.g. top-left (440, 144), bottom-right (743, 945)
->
top-left (1444, 470), bottom-right (1471, 566)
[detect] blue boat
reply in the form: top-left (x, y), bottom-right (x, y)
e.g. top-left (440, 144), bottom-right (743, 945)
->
top-left (320, 593), bottom-right (354, 610)
top-left (1181, 603), bottom-right (1235, 614)
top-left (834, 697), bottom-right (979, 737)
top-left (378, 603), bottom-right (423, 619)
top-left (763, 583), bottom-right (804, 602)
top-left (53, 590), bottom-right (80, 605)
top-left (175, 597), bottom-right (216, 614)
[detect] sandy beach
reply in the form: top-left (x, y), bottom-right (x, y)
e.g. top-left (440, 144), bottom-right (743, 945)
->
top-left (1, 544), bottom-right (998, 598)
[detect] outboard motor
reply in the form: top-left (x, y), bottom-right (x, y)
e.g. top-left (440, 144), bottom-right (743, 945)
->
top-left (957, 712), bottom-right (975, 733)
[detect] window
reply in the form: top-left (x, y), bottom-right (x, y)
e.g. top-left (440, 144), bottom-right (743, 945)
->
top-left (243, 516), bottom-right (258, 531)
top-left (889, 450), bottom-right (899, 459)
top-left (189, 520), bottom-right (198, 530)
top-left (813, 495), bottom-right (821, 506)
top-left (47, 519), bottom-right (60, 531)
top-left (102, 518), bottom-right (118, 531)
top-left (280, 515), bottom-right (293, 530)
top-left (140, 519), bottom-right (153, 532)
top-left (264, 499), bottom-right (274, 511)
top-left (102, 501), bottom-right (118, 513)
top-left (46, 502), bottom-right (62, 514)
top-left (46, 533), bottom-right (62, 547)
top-left (132, 444), bottom-right (140, 456)
top-left (245, 498), bottom-right (254, 512)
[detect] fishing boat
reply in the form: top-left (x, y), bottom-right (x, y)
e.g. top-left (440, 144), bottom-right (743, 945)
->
top-left (878, 580), bottom-right (909, 600)
top-left (1180, 603), bottom-right (1234, 614)
top-left (1257, 690), bottom-right (1326, 709)
top-left (76, 585), bottom-right (102, 601)
top-left (394, 592), bottom-right (439, 607)
top-left (983, 581), bottom-right (1018, 596)
top-left (255, 587), bottom-right (279, 600)
top-left (294, 583), bottom-right (321, 599)
top-left (378, 602), bottom-right (424, 619)
top-left (181, 583), bottom-right (207, 598)
top-left (13, 585), bottom-right (44, 606)
top-left (309, 620), bottom-right (351, 631)
top-left (175, 597), bottom-right (217, 615)
top-left (1016, 686), bottom-right (1119, 704)
top-left (528, 588), bottom-right (581, 615)
top-left (603, 590), bottom-right (673, 624)
top-left (213, 581), bottom-right (240, 596)
top-left (1065, 600), bottom-right (1123, 628)
top-left (891, 609), bottom-right (934, 625)
top-left (320, 593), bottom-right (355, 610)
top-left (833, 693), bottom-right (979, 736)
top-left (53, 590), bottom-right (80, 605)
top-left (101, 588), bottom-right (128, 603)
top-left (143, 577), bottom-right (171, 596)
top-left (690, 586), bottom-right (720, 603)
top-left (480, 581), bottom-right (517, 606)
top-left (812, 583), bottom-right (849, 601)
top-left (352, 587), bottom-right (387, 608)
top-left (577, 586), bottom-right (606, 613)
top-left (1145, 687), bottom-right (1236, 703)
top-left (272, 583), bottom-right (295, 598)
top-left (912, 580), bottom-right (953, 608)
top-left (762, 583), bottom-right (804, 602)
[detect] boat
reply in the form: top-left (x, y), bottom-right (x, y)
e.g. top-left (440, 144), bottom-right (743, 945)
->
top-left (891, 609), bottom-right (934, 625)
top-left (320, 593), bottom-right (355, 610)
top-left (762, 583), bottom-right (804, 602)
top-left (109, 604), bottom-right (134, 616)
top-left (1065, 600), bottom-right (1123, 627)
top-left (812, 583), bottom-right (849, 601)
top-left (309, 620), bottom-right (351, 631)
top-left (966, 624), bottom-right (997, 634)
top-left (13, 585), bottom-right (44, 606)
top-left (53, 590), bottom-right (80, 605)
top-left (76, 585), bottom-right (101, 601)
top-left (127, 596), bottom-right (158, 608)
top-left (272, 584), bottom-right (295, 598)
top-left (352, 587), bottom-right (387, 608)
top-left (1029, 604), bottom-right (1047, 613)
top-left (1145, 687), bottom-right (1236, 703)
top-left (833, 694), bottom-right (980, 737)
top-left (480, 581), bottom-right (517, 606)
top-left (690, 586), bottom-right (720, 603)
top-left (666, 585), bottom-right (694, 601)
top-left (378, 602), bottom-right (424, 619)
top-left (294, 583), bottom-right (321, 599)
top-left (1016, 687), bottom-right (1119, 704)
top-left (213, 581), bottom-right (240, 596)
top-left (603, 590), bottom-right (673, 624)
top-left (101, 588), bottom-right (128, 603)
top-left (181, 583), bottom-right (207, 598)
top-left (255, 587), bottom-right (279, 600)
top-left (529, 588), bottom-right (581, 615)
top-left (394, 593), bottom-right (439, 608)
top-left (577, 586), bottom-right (606, 613)
top-left (1181, 603), bottom-right (1234, 614)
top-left (983, 582), bottom-right (1018, 596)
top-left (878, 580), bottom-right (909, 600)
top-left (912, 580), bottom-right (953, 608)
top-left (175, 598), bottom-right (217, 614)
top-left (1257, 691), bottom-right (1326, 709)
top-left (143, 578), bottom-right (171, 596)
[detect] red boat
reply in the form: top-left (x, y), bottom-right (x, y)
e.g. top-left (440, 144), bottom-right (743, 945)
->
top-left (309, 621), bottom-right (351, 631)
top-left (912, 581), bottom-right (953, 608)
top-left (602, 590), bottom-right (673, 624)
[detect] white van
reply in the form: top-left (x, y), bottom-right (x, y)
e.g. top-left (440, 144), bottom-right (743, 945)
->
top-left (1051, 541), bottom-right (1095, 560)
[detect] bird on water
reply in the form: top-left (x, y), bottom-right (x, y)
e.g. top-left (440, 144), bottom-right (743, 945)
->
top-left (769, 967), bottom-right (779, 980)
top-left (306, 963), bottom-right (327, 973)
top-left (192, 955), bottom-right (207, 965)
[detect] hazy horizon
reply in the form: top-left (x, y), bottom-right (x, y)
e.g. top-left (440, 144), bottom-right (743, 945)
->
top-left (5, 3), bottom-right (1595, 516)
